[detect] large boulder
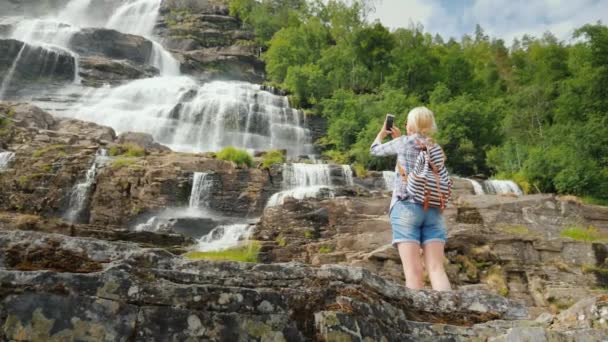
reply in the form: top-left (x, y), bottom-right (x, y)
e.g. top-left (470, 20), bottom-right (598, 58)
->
top-left (51, 118), bottom-right (117, 142)
top-left (116, 132), bottom-right (171, 153)
top-left (69, 28), bottom-right (153, 65)
top-left (0, 102), bottom-right (55, 130)
top-left (78, 56), bottom-right (159, 87)
top-left (0, 39), bottom-right (75, 86)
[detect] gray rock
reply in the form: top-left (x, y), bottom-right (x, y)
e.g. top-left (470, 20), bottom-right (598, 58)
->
top-left (0, 229), bottom-right (531, 341)
top-left (116, 132), bottom-right (171, 153)
top-left (69, 28), bottom-right (153, 65)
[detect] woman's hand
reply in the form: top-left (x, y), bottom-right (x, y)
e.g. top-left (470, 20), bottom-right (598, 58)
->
top-left (377, 120), bottom-right (390, 140)
top-left (390, 126), bottom-right (401, 139)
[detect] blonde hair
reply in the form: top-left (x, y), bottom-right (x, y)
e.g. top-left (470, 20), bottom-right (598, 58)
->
top-left (406, 106), bottom-right (437, 136)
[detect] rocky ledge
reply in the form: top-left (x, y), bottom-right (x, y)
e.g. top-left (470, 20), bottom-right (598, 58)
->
top-left (2, 227), bottom-right (607, 341)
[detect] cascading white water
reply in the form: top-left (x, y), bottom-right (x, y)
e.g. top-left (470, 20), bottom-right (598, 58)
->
top-left (0, 45), bottom-right (26, 100)
top-left (65, 79), bottom-right (314, 155)
top-left (64, 149), bottom-right (108, 222)
top-left (282, 163), bottom-right (332, 188)
top-left (105, 0), bottom-right (160, 35)
top-left (197, 224), bottom-right (254, 252)
top-left (267, 163), bottom-right (335, 207)
top-left (104, 0), bottom-right (180, 76)
top-left (382, 171), bottom-right (396, 191)
top-left (468, 179), bottom-right (485, 195)
top-left (342, 165), bottom-right (354, 186)
top-left (189, 172), bottom-right (213, 208)
top-left (483, 180), bottom-right (523, 196)
top-left (0, 152), bottom-right (15, 170)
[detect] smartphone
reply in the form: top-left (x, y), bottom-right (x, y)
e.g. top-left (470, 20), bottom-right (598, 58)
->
top-left (385, 114), bottom-right (394, 131)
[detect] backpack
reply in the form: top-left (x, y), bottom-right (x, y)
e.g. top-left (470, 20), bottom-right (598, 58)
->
top-left (397, 139), bottom-right (453, 211)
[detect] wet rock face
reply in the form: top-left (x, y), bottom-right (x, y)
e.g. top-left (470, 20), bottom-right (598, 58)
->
top-left (0, 102), bottom-right (281, 225)
top-left (69, 28), bottom-right (153, 65)
top-left (78, 56), bottom-right (159, 87)
top-left (0, 39), bottom-right (75, 84)
top-left (155, 0), bottom-right (265, 81)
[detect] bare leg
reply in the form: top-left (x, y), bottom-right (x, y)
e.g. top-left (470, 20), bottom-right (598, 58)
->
top-left (397, 242), bottom-right (424, 289)
top-left (423, 241), bottom-right (451, 291)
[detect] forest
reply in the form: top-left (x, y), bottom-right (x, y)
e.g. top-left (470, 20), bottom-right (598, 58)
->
top-left (229, 0), bottom-right (608, 203)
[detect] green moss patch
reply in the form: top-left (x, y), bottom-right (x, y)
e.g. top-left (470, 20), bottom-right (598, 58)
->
top-left (184, 242), bottom-right (260, 263)
top-left (561, 225), bottom-right (608, 242)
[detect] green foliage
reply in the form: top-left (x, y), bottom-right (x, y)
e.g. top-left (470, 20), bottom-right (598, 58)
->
top-left (232, 0), bottom-right (608, 200)
top-left (217, 146), bottom-right (253, 167)
top-left (560, 225), bottom-right (607, 242)
top-left (184, 241), bottom-right (260, 263)
top-left (352, 162), bottom-right (367, 177)
top-left (260, 150), bottom-right (286, 169)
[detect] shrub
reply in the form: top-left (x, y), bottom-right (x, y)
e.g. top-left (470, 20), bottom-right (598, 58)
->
top-left (217, 146), bottom-right (253, 167)
top-left (560, 225), bottom-right (607, 242)
top-left (260, 150), bottom-right (285, 169)
top-left (184, 241), bottom-right (260, 263)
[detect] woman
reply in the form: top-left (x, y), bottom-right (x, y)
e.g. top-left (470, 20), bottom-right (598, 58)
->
top-left (370, 106), bottom-right (451, 291)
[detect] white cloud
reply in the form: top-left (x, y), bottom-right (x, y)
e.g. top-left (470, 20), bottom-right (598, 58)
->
top-left (370, 0), bottom-right (608, 43)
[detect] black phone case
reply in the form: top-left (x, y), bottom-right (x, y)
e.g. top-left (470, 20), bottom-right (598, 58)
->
top-left (385, 116), bottom-right (394, 130)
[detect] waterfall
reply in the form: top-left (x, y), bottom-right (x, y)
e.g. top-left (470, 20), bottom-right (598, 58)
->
top-left (149, 41), bottom-right (181, 76)
top-left (64, 149), bottom-right (108, 223)
top-left (468, 179), bottom-right (485, 195)
top-left (197, 224), bottom-right (254, 252)
top-left (342, 165), bottom-right (354, 186)
top-left (189, 172), bottom-right (213, 208)
top-left (0, 152), bottom-right (15, 170)
top-left (382, 171), bottom-right (395, 191)
top-left (267, 163), bottom-right (335, 207)
top-left (104, 0), bottom-right (161, 37)
top-left (65, 79), bottom-right (314, 155)
top-left (0, 44), bottom-right (26, 100)
top-left (282, 163), bottom-right (332, 188)
top-left (104, 0), bottom-right (180, 76)
top-left (483, 180), bottom-right (523, 196)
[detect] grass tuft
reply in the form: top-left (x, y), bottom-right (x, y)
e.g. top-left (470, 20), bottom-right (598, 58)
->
top-left (560, 225), bottom-right (607, 242)
top-left (217, 146), bottom-right (253, 167)
top-left (260, 150), bottom-right (285, 169)
top-left (111, 158), bottom-right (140, 169)
top-left (184, 241), bottom-right (260, 263)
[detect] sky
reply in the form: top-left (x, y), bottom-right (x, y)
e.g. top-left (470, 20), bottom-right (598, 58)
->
top-left (369, 0), bottom-right (608, 43)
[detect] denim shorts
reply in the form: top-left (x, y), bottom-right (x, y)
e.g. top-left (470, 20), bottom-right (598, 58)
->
top-left (389, 201), bottom-right (447, 246)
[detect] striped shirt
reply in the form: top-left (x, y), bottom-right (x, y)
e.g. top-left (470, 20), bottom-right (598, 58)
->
top-left (370, 133), bottom-right (430, 211)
